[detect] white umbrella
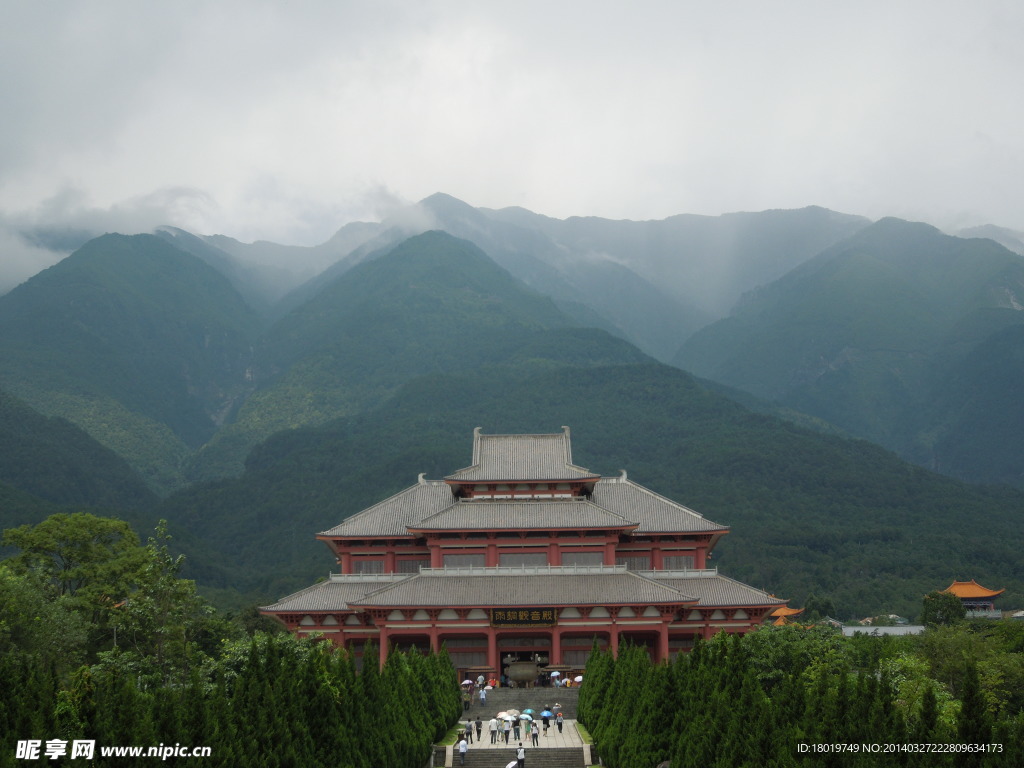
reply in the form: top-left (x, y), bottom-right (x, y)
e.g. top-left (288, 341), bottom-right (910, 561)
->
top-left (462, 679), bottom-right (474, 685)
top-left (507, 709), bottom-right (521, 717)
top-left (484, 685), bottom-right (493, 690)
top-left (574, 675), bottom-right (583, 682)
top-left (550, 670), bottom-right (561, 677)
top-left (506, 762), bottom-right (518, 768)
top-left (519, 713), bottom-right (533, 721)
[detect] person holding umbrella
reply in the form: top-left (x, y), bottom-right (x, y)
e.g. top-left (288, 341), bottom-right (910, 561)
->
top-left (540, 708), bottom-right (553, 736)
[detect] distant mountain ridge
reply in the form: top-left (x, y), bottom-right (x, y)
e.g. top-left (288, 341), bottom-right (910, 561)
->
top-left (676, 218), bottom-right (1024, 484)
top-left (0, 233), bottom-right (261, 492)
top-left (3, 209), bottom-right (1024, 619)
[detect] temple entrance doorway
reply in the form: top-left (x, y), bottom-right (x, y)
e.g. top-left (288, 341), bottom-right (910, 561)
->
top-left (498, 634), bottom-right (551, 688)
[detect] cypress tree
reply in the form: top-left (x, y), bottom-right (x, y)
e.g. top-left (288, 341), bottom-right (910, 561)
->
top-left (957, 662), bottom-right (991, 768)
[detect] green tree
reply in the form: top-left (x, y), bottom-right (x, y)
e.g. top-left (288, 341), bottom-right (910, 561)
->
top-left (2, 512), bottom-right (146, 604)
top-left (99, 521), bottom-right (220, 687)
top-left (957, 662), bottom-right (991, 768)
top-left (0, 562), bottom-right (88, 667)
top-left (920, 590), bottom-right (966, 627)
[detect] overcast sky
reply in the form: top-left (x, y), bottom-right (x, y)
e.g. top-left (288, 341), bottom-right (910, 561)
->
top-left (2, 1), bottom-right (1022, 285)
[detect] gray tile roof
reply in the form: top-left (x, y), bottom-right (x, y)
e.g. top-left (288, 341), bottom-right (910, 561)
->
top-left (591, 475), bottom-right (728, 534)
top-left (349, 566), bottom-right (695, 607)
top-left (261, 575), bottom-right (407, 612)
top-left (644, 571), bottom-right (785, 607)
top-left (445, 428), bottom-right (599, 482)
top-left (411, 498), bottom-right (636, 531)
top-left (262, 569), bottom-right (783, 613)
top-left (318, 479), bottom-right (453, 538)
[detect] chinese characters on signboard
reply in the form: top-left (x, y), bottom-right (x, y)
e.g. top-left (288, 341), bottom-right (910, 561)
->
top-left (490, 608), bottom-right (558, 627)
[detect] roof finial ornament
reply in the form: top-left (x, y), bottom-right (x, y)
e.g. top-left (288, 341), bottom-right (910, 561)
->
top-left (417, 473), bottom-right (426, 485)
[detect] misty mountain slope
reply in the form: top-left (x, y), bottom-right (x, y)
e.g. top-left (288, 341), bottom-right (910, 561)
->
top-left (189, 230), bottom-right (632, 480)
top-left (409, 194), bottom-right (715, 359)
top-left (484, 203), bottom-right (871, 318)
top-left (675, 218), bottom-right (1024, 484)
top-left (921, 322), bottom-right (1024, 485)
top-left (0, 388), bottom-right (157, 512)
top-left (0, 233), bottom-right (261, 493)
top-left (198, 220), bottom-right (383, 310)
top-left (278, 194), bottom-right (712, 360)
top-left (957, 224), bottom-right (1024, 257)
top-left (160, 358), bottom-right (1024, 619)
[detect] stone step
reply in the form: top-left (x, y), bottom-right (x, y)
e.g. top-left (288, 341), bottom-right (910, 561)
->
top-left (473, 687), bottom-right (579, 719)
top-left (457, 747), bottom-right (585, 768)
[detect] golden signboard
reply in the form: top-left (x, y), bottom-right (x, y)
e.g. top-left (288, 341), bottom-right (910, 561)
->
top-left (490, 608), bottom-right (558, 627)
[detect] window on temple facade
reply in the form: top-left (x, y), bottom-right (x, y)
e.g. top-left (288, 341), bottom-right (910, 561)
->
top-left (499, 552), bottom-right (548, 567)
top-left (616, 555), bottom-right (651, 570)
top-left (663, 555), bottom-right (695, 570)
top-left (561, 551), bottom-right (604, 566)
top-left (443, 553), bottom-right (486, 568)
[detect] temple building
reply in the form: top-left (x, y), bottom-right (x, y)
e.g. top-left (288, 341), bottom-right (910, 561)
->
top-left (262, 427), bottom-right (785, 675)
top-left (943, 579), bottom-right (1005, 618)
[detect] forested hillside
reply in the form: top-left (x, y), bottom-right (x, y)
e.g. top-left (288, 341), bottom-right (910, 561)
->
top-left (161, 360), bottom-right (1024, 619)
top-left (676, 218), bottom-right (1024, 486)
top-left (2, 206), bottom-right (1023, 622)
top-left (0, 389), bottom-right (156, 514)
top-left (0, 234), bottom-right (261, 493)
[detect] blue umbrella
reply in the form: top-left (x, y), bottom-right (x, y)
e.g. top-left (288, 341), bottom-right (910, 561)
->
top-left (540, 710), bottom-right (553, 718)
top-left (523, 709), bottom-right (534, 715)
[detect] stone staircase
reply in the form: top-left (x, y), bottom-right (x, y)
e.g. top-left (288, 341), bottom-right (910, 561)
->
top-left (473, 687), bottom-right (579, 719)
top-left (458, 747), bottom-right (584, 767)
top-left (434, 688), bottom-right (589, 767)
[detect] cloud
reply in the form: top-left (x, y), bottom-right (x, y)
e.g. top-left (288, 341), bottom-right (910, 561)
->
top-left (0, 0), bottom-right (1022, 262)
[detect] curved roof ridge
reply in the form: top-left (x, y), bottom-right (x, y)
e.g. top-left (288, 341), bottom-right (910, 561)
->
top-left (318, 479), bottom-right (450, 537)
top-left (615, 476), bottom-right (710, 519)
top-left (445, 428), bottom-right (598, 482)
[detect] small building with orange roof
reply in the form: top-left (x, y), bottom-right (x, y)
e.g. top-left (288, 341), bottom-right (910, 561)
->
top-left (769, 605), bottom-right (804, 626)
top-left (943, 580), bottom-right (1005, 617)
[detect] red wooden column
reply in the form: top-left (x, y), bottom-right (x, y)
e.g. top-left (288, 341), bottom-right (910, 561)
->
top-left (548, 541), bottom-right (560, 565)
top-left (384, 548), bottom-right (397, 573)
top-left (487, 631), bottom-right (498, 673)
top-left (378, 624), bottom-right (390, 670)
top-left (652, 545), bottom-right (664, 570)
top-left (609, 627), bottom-right (619, 657)
top-left (695, 542), bottom-right (707, 569)
top-left (430, 545), bottom-right (443, 568)
top-left (658, 621), bottom-right (670, 662)
top-left (550, 626), bottom-right (562, 666)
top-left (604, 540), bottom-right (617, 565)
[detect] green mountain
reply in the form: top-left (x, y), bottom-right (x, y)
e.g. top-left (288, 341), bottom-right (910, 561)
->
top-left (161, 359), bottom-right (1024, 620)
top-left (486, 202), bottom-right (871, 319)
top-left (0, 233), bottom-right (261, 493)
top-left (0, 388), bottom-right (156, 512)
top-left (189, 230), bottom-right (598, 479)
top-left (675, 218), bottom-right (1024, 485)
top-left (5, 216), bottom-right (1023, 620)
